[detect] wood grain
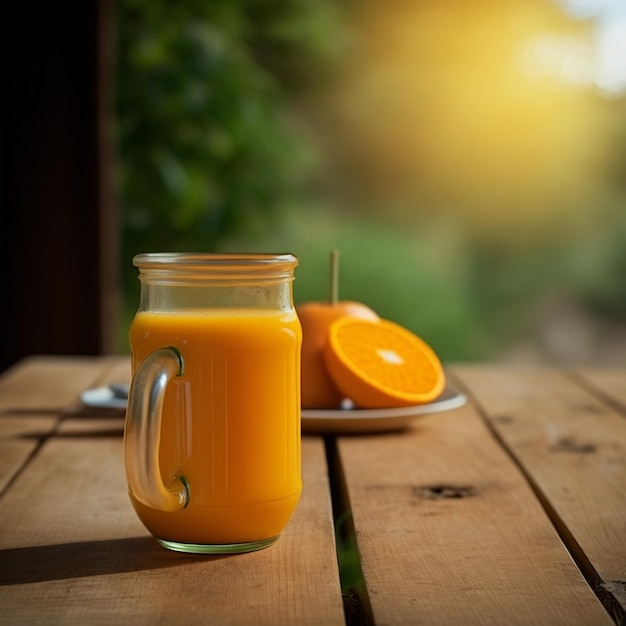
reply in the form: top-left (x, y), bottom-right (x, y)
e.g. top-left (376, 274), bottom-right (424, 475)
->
top-left (0, 355), bottom-right (112, 497)
top-left (0, 415), bottom-right (58, 493)
top-left (0, 356), bottom-right (344, 625)
top-left (0, 356), bottom-right (108, 413)
top-left (337, 394), bottom-right (614, 624)
top-left (3, 357), bottom-right (623, 625)
top-left (0, 432), bottom-right (344, 625)
top-left (451, 365), bottom-right (626, 617)
top-left (571, 367), bottom-right (626, 414)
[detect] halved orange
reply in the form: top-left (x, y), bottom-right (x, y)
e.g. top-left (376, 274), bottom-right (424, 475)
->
top-left (324, 317), bottom-right (446, 408)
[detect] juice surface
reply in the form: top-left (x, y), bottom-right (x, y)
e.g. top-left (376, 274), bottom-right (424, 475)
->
top-left (128, 309), bottom-right (302, 544)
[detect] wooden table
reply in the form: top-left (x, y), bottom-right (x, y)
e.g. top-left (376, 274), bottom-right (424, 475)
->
top-left (0, 356), bottom-right (624, 625)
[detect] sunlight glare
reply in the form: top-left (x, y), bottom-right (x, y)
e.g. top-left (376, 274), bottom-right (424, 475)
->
top-left (317, 0), bottom-right (617, 235)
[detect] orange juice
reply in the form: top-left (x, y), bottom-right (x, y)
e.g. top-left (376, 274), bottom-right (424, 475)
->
top-left (128, 308), bottom-right (302, 547)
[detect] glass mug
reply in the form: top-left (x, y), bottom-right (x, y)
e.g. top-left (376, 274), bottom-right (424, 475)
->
top-left (123, 253), bottom-right (302, 554)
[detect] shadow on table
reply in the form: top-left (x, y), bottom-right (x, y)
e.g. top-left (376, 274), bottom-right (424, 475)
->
top-left (0, 536), bottom-right (228, 585)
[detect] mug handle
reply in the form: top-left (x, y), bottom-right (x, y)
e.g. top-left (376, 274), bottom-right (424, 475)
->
top-left (124, 347), bottom-right (189, 512)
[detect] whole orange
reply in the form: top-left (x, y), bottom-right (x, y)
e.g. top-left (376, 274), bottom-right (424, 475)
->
top-left (297, 301), bottom-right (379, 409)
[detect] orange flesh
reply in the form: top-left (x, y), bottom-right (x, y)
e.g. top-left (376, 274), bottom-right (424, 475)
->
top-left (324, 317), bottom-right (445, 409)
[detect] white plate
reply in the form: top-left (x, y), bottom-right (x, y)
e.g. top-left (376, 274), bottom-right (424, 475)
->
top-left (80, 386), bottom-right (128, 410)
top-left (301, 387), bottom-right (467, 434)
top-left (81, 385), bottom-right (467, 433)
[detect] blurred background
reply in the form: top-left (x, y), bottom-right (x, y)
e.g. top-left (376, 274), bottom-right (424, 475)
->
top-left (3, 0), bottom-right (626, 370)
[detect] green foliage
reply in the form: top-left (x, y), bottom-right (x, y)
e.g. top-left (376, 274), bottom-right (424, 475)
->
top-left (114, 1), bottom-right (626, 363)
top-left (219, 198), bottom-right (626, 363)
top-left (115, 0), bottom-right (344, 295)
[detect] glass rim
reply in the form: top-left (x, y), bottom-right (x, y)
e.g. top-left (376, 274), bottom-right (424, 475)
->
top-left (133, 252), bottom-right (298, 270)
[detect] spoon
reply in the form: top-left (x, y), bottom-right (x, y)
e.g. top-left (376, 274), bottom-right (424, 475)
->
top-left (109, 383), bottom-right (129, 400)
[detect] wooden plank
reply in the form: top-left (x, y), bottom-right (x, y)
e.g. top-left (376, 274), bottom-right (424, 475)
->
top-left (451, 365), bottom-right (626, 617)
top-left (59, 417), bottom-right (125, 438)
top-left (72, 354), bottom-right (130, 383)
top-left (0, 433), bottom-right (344, 625)
top-left (0, 415), bottom-right (58, 493)
top-left (94, 355), bottom-right (131, 387)
top-left (0, 356), bottom-right (111, 413)
top-left (571, 367), bottom-right (626, 414)
top-left (337, 398), bottom-right (614, 624)
top-left (0, 356), bottom-right (119, 494)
